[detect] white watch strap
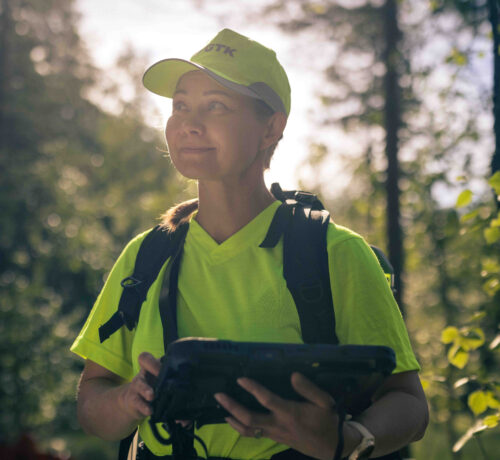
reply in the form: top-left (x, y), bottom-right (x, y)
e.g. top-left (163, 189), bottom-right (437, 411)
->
top-left (347, 421), bottom-right (374, 440)
top-left (346, 421), bottom-right (375, 460)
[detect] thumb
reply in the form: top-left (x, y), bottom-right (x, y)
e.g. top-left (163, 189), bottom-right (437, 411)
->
top-left (138, 352), bottom-right (161, 377)
top-left (291, 372), bottom-right (335, 409)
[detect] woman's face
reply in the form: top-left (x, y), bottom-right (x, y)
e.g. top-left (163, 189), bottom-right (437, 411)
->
top-left (165, 71), bottom-right (269, 182)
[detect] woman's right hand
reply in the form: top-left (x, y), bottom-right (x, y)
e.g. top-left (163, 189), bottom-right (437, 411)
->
top-left (118, 352), bottom-right (161, 421)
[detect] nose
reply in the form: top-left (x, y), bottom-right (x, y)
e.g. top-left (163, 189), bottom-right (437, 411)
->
top-left (181, 112), bottom-right (204, 136)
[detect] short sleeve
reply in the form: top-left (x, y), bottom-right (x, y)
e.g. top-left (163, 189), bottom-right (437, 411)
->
top-left (70, 230), bottom-right (151, 381)
top-left (327, 226), bottom-right (420, 374)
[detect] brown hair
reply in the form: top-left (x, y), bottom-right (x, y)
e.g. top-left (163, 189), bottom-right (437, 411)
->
top-left (159, 198), bottom-right (199, 231)
top-left (160, 98), bottom-right (282, 230)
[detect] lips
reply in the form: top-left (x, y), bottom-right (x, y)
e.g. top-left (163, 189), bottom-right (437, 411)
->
top-left (179, 147), bottom-right (216, 154)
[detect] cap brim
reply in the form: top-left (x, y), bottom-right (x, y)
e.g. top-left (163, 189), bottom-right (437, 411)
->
top-left (142, 58), bottom-right (270, 105)
top-left (142, 58), bottom-right (205, 98)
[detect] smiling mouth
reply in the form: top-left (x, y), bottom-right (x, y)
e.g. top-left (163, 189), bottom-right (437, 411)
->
top-left (179, 147), bottom-right (216, 154)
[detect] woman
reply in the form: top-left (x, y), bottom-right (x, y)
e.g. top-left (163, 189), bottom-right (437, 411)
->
top-left (72, 29), bottom-right (428, 459)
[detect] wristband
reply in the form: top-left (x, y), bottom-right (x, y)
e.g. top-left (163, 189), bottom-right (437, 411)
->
top-left (346, 421), bottom-right (375, 460)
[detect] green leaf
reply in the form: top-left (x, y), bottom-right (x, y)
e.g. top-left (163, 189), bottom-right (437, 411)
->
top-left (486, 392), bottom-right (500, 409)
top-left (484, 414), bottom-right (499, 428)
top-left (460, 328), bottom-right (485, 350)
top-left (465, 311), bottom-right (487, 323)
top-left (484, 226), bottom-right (500, 244)
top-left (448, 344), bottom-right (469, 368)
top-left (489, 171), bottom-right (500, 195)
top-left (468, 390), bottom-right (488, 415)
top-left (483, 277), bottom-right (500, 297)
top-left (482, 259), bottom-right (500, 274)
top-left (304, 2), bottom-right (328, 16)
top-left (429, 0), bottom-right (440, 12)
top-left (456, 189), bottom-right (473, 208)
top-left (447, 48), bottom-right (468, 66)
top-left (442, 326), bottom-right (459, 344)
top-left (460, 209), bottom-right (478, 223)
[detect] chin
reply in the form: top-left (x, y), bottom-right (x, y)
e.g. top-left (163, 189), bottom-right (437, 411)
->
top-left (175, 165), bottom-right (220, 181)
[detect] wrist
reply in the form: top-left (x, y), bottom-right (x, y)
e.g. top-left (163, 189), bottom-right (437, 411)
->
top-left (341, 421), bottom-right (363, 458)
top-left (343, 421), bottom-right (375, 460)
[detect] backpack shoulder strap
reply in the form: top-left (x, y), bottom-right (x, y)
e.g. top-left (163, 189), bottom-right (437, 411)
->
top-left (98, 224), bottom-right (189, 343)
top-left (262, 184), bottom-right (338, 344)
top-left (370, 245), bottom-right (396, 295)
top-left (285, 205), bottom-right (337, 344)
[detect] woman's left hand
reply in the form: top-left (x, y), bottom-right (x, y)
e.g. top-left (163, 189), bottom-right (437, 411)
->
top-left (214, 372), bottom-right (340, 460)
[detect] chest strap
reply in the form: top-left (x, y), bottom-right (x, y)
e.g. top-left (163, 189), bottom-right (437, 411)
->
top-left (98, 223), bottom-right (189, 344)
top-left (260, 201), bottom-right (338, 345)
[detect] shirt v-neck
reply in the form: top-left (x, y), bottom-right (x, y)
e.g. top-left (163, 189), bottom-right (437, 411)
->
top-left (185, 200), bottom-right (281, 265)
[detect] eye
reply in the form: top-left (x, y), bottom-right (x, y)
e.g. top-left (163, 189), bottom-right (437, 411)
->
top-left (208, 101), bottom-right (227, 111)
top-left (172, 100), bottom-right (187, 112)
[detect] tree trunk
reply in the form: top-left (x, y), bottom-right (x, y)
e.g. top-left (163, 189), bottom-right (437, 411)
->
top-left (0, 0), bottom-right (10, 152)
top-left (383, 0), bottom-right (404, 311)
top-left (489, 0), bottom-right (500, 190)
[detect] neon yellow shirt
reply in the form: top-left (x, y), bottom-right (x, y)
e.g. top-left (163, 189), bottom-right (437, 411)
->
top-left (71, 201), bottom-right (419, 458)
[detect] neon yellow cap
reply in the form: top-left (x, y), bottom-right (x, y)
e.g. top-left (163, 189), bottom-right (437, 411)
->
top-left (142, 28), bottom-right (291, 116)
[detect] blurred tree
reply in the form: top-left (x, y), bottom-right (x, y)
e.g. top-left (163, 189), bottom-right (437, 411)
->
top-left (383, 0), bottom-right (404, 308)
top-left (437, 0), bottom-right (500, 200)
top-left (249, 0), bottom-right (425, 312)
top-left (227, 0), bottom-right (496, 458)
top-left (0, 0), bottom-right (186, 456)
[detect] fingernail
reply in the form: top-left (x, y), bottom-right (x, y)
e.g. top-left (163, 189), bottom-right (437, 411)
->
top-left (237, 377), bottom-right (248, 386)
top-left (214, 393), bottom-right (222, 402)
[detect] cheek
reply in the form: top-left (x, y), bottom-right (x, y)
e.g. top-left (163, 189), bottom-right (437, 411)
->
top-left (232, 123), bottom-right (263, 157)
top-left (165, 118), bottom-right (175, 147)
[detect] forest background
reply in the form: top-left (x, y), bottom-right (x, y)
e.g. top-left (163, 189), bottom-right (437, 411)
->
top-left (1, 0), bottom-right (499, 459)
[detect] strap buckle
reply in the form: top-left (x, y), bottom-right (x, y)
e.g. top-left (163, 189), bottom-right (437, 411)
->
top-left (292, 190), bottom-right (317, 205)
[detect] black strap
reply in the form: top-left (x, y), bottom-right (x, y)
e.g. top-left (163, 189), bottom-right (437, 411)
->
top-left (370, 245), bottom-right (396, 296)
top-left (157, 223), bottom-right (189, 353)
top-left (99, 225), bottom-right (185, 343)
top-left (261, 202), bottom-right (337, 345)
top-left (259, 203), bottom-right (294, 248)
top-left (270, 183), bottom-right (326, 210)
top-left (285, 206), bottom-right (337, 344)
top-left (136, 444), bottom-right (317, 460)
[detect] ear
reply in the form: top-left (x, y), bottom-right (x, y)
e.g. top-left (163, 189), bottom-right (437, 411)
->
top-left (259, 112), bottom-right (287, 151)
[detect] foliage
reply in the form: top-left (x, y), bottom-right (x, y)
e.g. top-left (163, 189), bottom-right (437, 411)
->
top-left (0, 0), bottom-right (187, 455)
top-left (245, 1), bottom-right (497, 458)
top-left (437, 172), bottom-right (500, 455)
top-left (1, 0), bottom-right (498, 458)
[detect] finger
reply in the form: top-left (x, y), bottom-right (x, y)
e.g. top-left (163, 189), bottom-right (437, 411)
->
top-left (214, 393), bottom-right (269, 428)
top-left (124, 385), bottom-right (152, 418)
top-left (225, 416), bottom-right (262, 438)
top-left (138, 352), bottom-right (161, 376)
top-left (175, 420), bottom-right (193, 428)
top-left (133, 393), bottom-right (153, 417)
top-left (236, 378), bottom-right (288, 413)
top-left (132, 374), bottom-right (155, 401)
top-left (290, 372), bottom-right (335, 409)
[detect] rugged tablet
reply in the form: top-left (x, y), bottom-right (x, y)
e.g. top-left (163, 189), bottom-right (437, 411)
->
top-left (148, 338), bottom-right (396, 431)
